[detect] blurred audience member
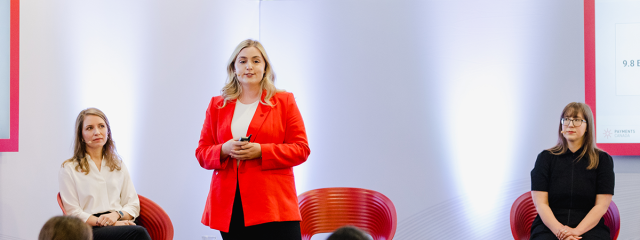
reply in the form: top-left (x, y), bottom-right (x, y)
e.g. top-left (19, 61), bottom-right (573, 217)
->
top-left (39, 215), bottom-right (93, 240)
top-left (327, 226), bottom-right (370, 240)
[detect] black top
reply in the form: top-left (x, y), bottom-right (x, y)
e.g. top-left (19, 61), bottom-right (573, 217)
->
top-left (529, 148), bottom-right (615, 240)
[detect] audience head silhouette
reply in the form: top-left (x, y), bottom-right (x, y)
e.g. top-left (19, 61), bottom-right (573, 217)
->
top-left (39, 216), bottom-right (92, 240)
top-left (327, 226), bottom-right (370, 240)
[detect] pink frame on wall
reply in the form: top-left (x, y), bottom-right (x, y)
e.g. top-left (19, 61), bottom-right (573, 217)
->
top-left (0, 0), bottom-right (18, 152)
top-left (584, 0), bottom-right (640, 155)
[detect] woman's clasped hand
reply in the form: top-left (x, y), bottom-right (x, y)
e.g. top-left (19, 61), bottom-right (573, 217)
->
top-left (556, 226), bottom-right (582, 240)
top-left (96, 212), bottom-right (118, 226)
top-left (222, 139), bottom-right (262, 160)
top-left (95, 212), bottom-right (136, 227)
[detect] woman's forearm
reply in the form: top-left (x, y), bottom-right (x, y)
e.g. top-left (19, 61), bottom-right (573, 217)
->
top-left (575, 194), bottom-right (612, 235)
top-left (531, 191), bottom-right (564, 235)
top-left (121, 211), bottom-right (133, 220)
top-left (574, 205), bottom-right (608, 235)
top-left (86, 215), bottom-right (99, 227)
top-left (196, 143), bottom-right (226, 170)
top-left (112, 210), bottom-right (134, 221)
top-left (536, 202), bottom-right (565, 234)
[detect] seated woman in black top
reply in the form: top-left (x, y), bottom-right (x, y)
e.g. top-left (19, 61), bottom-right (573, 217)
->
top-left (530, 102), bottom-right (615, 240)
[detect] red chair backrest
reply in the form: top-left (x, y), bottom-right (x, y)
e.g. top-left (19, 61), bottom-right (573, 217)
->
top-left (57, 192), bottom-right (66, 215)
top-left (510, 191), bottom-right (620, 240)
top-left (603, 200), bottom-right (621, 240)
top-left (57, 193), bottom-right (174, 240)
top-left (137, 195), bottom-right (174, 240)
top-left (298, 187), bottom-right (397, 240)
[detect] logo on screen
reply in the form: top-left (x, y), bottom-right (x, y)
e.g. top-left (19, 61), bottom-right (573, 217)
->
top-left (604, 129), bottom-right (612, 139)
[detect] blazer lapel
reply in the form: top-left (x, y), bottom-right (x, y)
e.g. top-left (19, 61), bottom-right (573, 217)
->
top-left (241, 93), bottom-right (271, 173)
top-left (246, 91), bottom-right (272, 143)
top-left (247, 102), bottom-right (272, 143)
top-left (218, 100), bottom-right (236, 142)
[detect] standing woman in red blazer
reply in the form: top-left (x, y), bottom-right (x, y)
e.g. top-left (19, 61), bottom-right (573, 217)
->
top-left (196, 39), bottom-right (310, 240)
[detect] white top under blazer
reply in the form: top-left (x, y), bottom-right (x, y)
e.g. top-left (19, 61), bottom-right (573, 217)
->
top-left (58, 155), bottom-right (140, 223)
top-left (230, 99), bottom-right (260, 140)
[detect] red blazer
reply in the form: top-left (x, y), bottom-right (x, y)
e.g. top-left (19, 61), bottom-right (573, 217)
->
top-left (195, 91), bottom-right (310, 232)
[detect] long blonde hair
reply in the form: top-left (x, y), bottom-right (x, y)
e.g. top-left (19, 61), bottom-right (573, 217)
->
top-left (62, 108), bottom-right (121, 174)
top-left (548, 102), bottom-right (600, 169)
top-left (220, 39), bottom-right (282, 108)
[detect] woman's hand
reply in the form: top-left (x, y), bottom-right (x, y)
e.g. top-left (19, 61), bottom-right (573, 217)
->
top-left (114, 220), bottom-right (136, 226)
top-left (230, 142), bottom-right (262, 160)
top-left (221, 139), bottom-right (238, 159)
top-left (97, 212), bottom-right (119, 227)
top-left (556, 225), bottom-right (582, 240)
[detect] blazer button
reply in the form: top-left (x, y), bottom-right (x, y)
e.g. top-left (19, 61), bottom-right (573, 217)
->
top-left (260, 114), bottom-right (264, 117)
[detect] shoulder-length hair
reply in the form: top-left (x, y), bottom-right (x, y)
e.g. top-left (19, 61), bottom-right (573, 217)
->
top-left (548, 102), bottom-right (600, 169)
top-left (220, 39), bottom-right (282, 108)
top-left (62, 108), bottom-right (121, 174)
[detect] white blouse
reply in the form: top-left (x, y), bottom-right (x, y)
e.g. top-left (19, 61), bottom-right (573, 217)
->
top-left (58, 155), bottom-right (140, 223)
top-left (231, 99), bottom-right (259, 140)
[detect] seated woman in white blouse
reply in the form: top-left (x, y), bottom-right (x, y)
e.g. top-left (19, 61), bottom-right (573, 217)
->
top-left (59, 108), bottom-right (151, 240)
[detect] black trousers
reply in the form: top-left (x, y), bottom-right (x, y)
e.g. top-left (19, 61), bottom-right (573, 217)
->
top-left (92, 212), bottom-right (152, 240)
top-left (220, 182), bottom-right (302, 240)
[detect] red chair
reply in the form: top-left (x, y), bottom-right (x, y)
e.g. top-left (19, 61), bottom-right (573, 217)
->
top-left (57, 192), bottom-right (67, 215)
top-left (298, 187), bottom-right (397, 240)
top-left (510, 191), bottom-right (620, 240)
top-left (137, 195), bottom-right (174, 240)
top-left (57, 193), bottom-right (174, 240)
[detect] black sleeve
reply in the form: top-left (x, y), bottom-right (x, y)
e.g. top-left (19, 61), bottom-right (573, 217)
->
top-left (531, 151), bottom-right (551, 191)
top-left (596, 151), bottom-right (615, 195)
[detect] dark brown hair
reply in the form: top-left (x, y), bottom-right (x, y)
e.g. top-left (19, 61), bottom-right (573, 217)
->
top-left (548, 102), bottom-right (600, 169)
top-left (62, 108), bottom-right (121, 174)
top-left (327, 226), bottom-right (370, 240)
top-left (38, 216), bottom-right (92, 240)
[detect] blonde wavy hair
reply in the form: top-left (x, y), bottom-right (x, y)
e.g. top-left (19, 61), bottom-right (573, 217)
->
top-left (220, 39), bottom-right (282, 108)
top-left (62, 108), bottom-right (121, 174)
top-left (548, 102), bottom-right (601, 170)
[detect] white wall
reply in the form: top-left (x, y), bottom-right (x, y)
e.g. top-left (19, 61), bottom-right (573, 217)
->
top-left (0, 0), bottom-right (9, 139)
top-left (2, 1), bottom-right (259, 239)
top-left (2, 0), bottom-right (640, 240)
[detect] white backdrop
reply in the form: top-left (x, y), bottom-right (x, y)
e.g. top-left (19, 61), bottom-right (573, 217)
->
top-left (0, 0), bottom-right (9, 139)
top-left (1, 0), bottom-right (640, 239)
